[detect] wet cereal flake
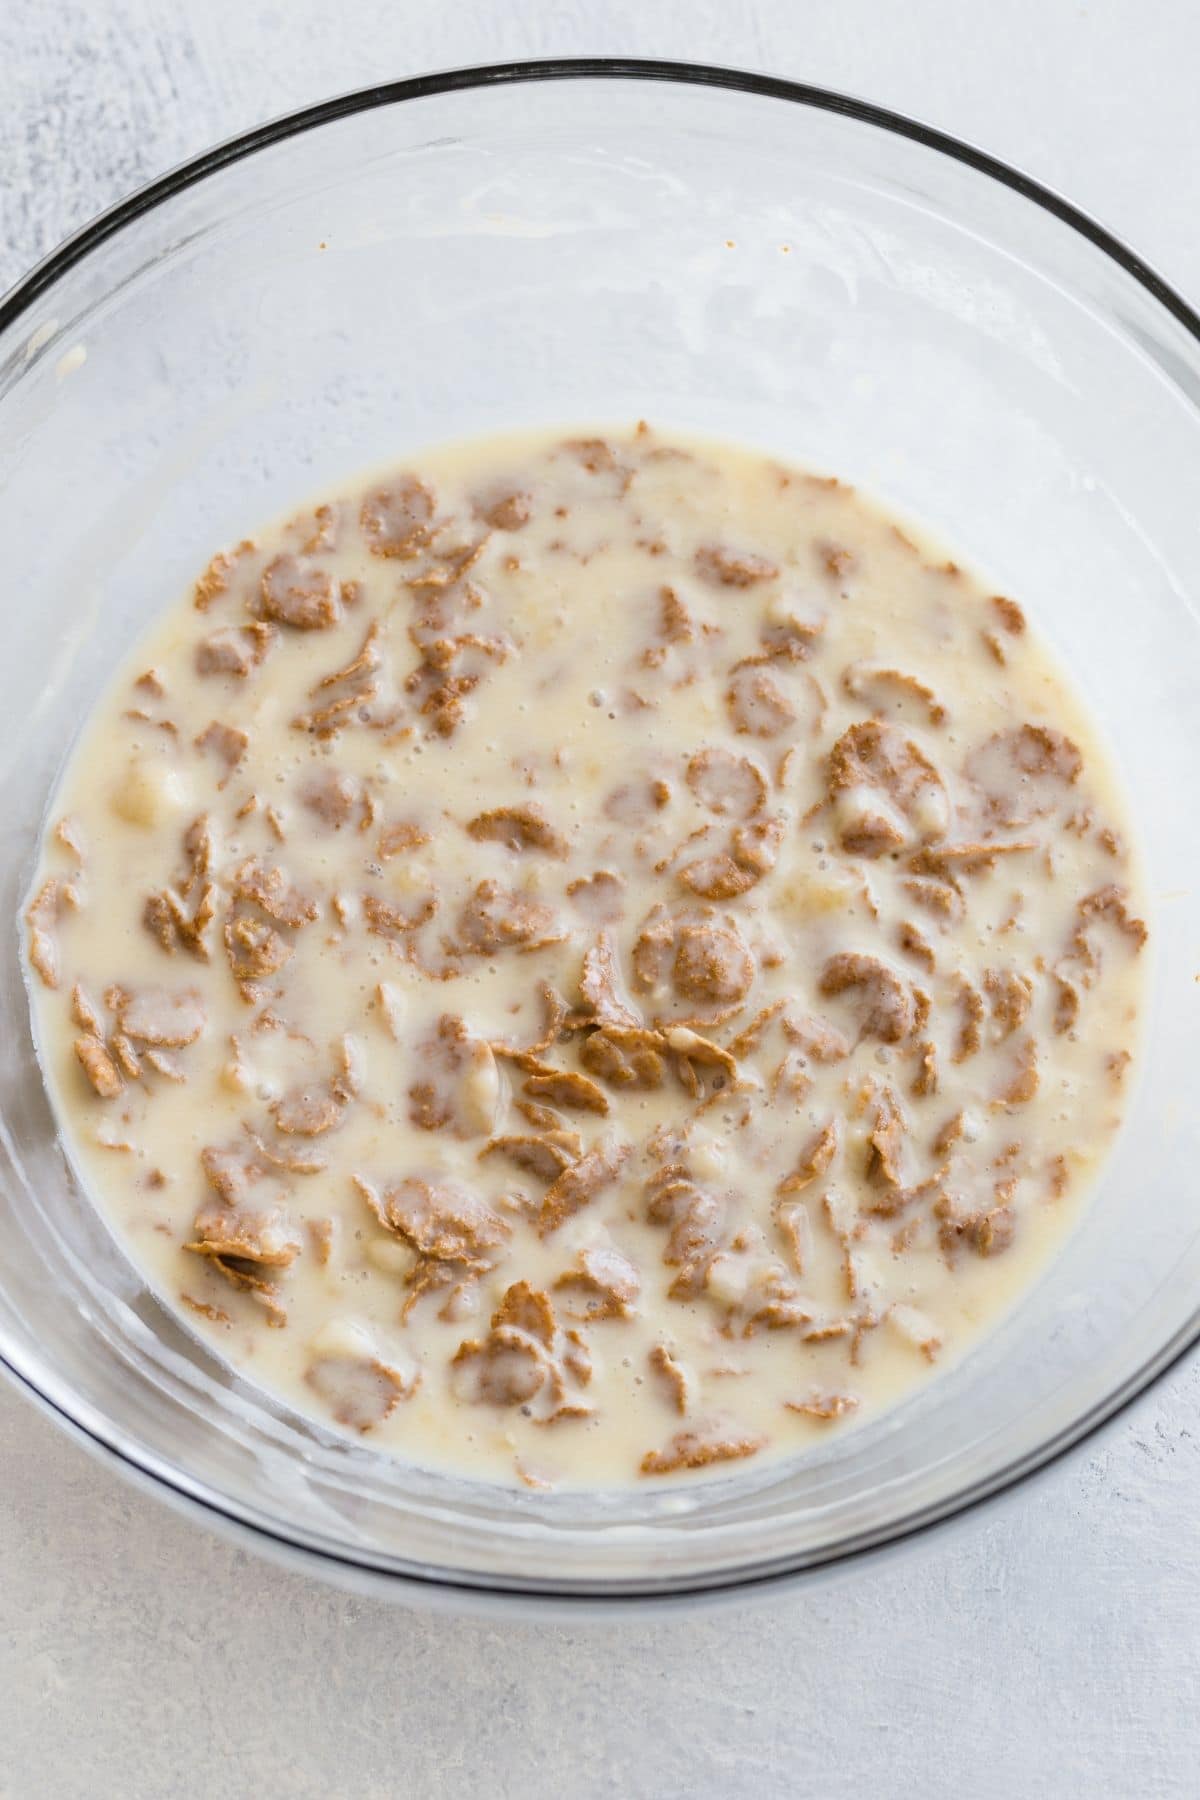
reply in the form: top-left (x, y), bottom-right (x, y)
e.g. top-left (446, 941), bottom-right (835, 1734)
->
top-left (305, 1350), bottom-right (418, 1431)
top-left (258, 555), bottom-right (342, 630)
top-left (694, 544), bottom-right (778, 588)
top-left (554, 1245), bottom-right (641, 1320)
top-left (785, 1391), bottom-right (858, 1421)
top-left (73, 1035), bottom-right (123, 1099)
top-left (640, 1426), bottom-right (765, 1476)
top-left (648, 1343), bottom-right (693, 1414)
top-left (818, 952), bottom-right (915, 1044)
top-left (193, 540), bottom-right (254, 611)
top-left (466, 804), bottom-right (569, 858)
top-left (538, 1137), bottom-right (632, 1237)
top-left (361, 477), bottom-right (435, 558)
top-left (195, 622), bottom-right (276, 678)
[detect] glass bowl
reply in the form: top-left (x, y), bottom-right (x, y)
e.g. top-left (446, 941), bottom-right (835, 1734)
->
top-left (1, 59), bottom-right (1197, 1610)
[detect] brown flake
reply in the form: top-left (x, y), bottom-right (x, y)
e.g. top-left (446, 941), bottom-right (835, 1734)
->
top-left (258, 554), bottom-right (342, 630)
top-left (113, 987), bottom-right (206, 1047)
top-left (780, 1012), bottom-right (851, 1063)
top-left (244, 1129), bottom-right (328, 1177)
top-left (842, 663), bottom-right (946, 726)
top-left (897, 920), bottom-right (936, 971)
top-left (408, 1014), bottom-right (498, 1137)
top-left (549, 878), bottom-right (620, 942)
top-left (73, 1035), bottom-right (123, 1099)
top-left (357, 1174), bottom-right (509, 1276)
top-left (223, 911), bottom-right (293, 982)
top-left (816, 540), bottom-right (855, 580)
top-left (194, 720), bottom-right (249, 787)
top-left (360, 476), bottom-right (435, 558)
top-left (676, 814), bottom-right (784, 900)
top-left (376, 818), bottom-right (430, 859)
top-left (273, 1084), bottom-right (346, 1137)
top-left (185, 1201), bottom-right (302, 1298)
top-left (785, 1392), bottom-right (859, 1422)
top-left (909, 840), bottom-right (1038, 882)
top-left (865, 1085), bottom-right (907, 1187)
top-left (580, 1025), bottom-right (669, 1090)
top-left (649, 1344), bottom-right (693, 1414)
top-left (1075, 884), bottom-right (1148, 952)
top-left (933, 1110), bottom-right (965, 1155)
top-left (466, 804), bottom-right (569, 858)
top-left (54, 816), bottom-right (87, 862)
top-left (828, 720), bottom-right (948, 857)
top-left (26, 878), bottom-right (66, 989)
top-left (990, 595), bottom-right (1026, 635)
top-left (298, 768), bottom-right (360, 831)
top-left (452, 1281), bottom-right (591, 1419)
top-left (538, 1137), bottom-right (632, 1236)
top-left (664, 1026), bottom-right (739, 1100)
top-left (640, 1427), bottom-right (765, 1476)
top-left (523, 1068), bottom-right (610, 1115)
top-left (180, 1295), bottom-right (232, 1325)
top-left (480, 1131), bottom-right (580, 1181)
top-left (199, 1140), bottom-right (266, 1207)
top-left (965, 723), bottom-right (1082, 825)
top-left (995, 1036), bottom-right (1039, 1107)
top-left (937, 1196), bottom-right (1017, 1260)
top-left (69, 982), bottom-right (105, 1037)
top-left (603, 773), bottom-right (672, 828)
top-left (564, 437), bottom-right (631, 482)
top-left (554, 1245), bottom-right (641, 1320)
top-left (760, 606), bottom-right (824, 662)
top-left (725, 999), bottom-right (786, 1057)
top-left (641, 585), bottom-right (696, 667)
top-left (305, 1352), bottom-right (418, 1431)
top-left (984, 967), bottom-right (1033, 1037)
top-left (633, 908), bottom-right (756, 1014)
top-left (646, 1169), bottom-right (724, 1298)
top-left (193, 540), bottom-right (254, 611)
top-left (950, 974), bottom-right (985, 1063)
top-left (478, 487), bottom-right (532, 531)
top-left (307, 1219), bottom-right (335, 1266)
top-left (685, 747), bottom-right (767, 818)
top-left (818, 952), bottom-right (915, 1043)
top-left (448, 880), bottom-right (563, 956)
top-left (577, 931), bottom-right (639, 1028)
top-left (143, 816), bottom-right (218, 962)
top-left (363, 891), bottom-right (438, 942)
top-left (911, 1039), bottom-right (939, 1098)
top-left (231, 859), bottom-right (319, 929)
top-left (901, 875), bottom-right (964, 927)
top-left (777, 1120), bottom-right (839, 1196)
top-left (694, 544), bottom-right (778, 588)
top-left (312, 621), bottom-right (382, 693)
top-left (725, 659), bottom-right (806, 738)
top-left (195, 622), bottom-right (276, 678)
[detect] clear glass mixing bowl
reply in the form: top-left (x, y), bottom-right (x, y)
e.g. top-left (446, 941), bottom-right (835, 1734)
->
top-left (1, 60), bottom-right (1197, 1608)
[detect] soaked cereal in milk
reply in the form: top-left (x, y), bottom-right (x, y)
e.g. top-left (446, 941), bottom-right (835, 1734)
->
top-left (24, 426), bottom-right (1147, 1488)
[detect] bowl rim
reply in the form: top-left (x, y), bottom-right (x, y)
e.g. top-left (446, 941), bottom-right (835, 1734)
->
top-left (2, 56), bottom-right (1198, 1606)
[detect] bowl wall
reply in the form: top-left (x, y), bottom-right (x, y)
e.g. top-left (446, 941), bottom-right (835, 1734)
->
top-left (1, 66), bottom-right (1197, 1598)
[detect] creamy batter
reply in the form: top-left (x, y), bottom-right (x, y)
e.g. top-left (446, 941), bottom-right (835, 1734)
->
top-left (23, 425), bottom-right (1147, 1489)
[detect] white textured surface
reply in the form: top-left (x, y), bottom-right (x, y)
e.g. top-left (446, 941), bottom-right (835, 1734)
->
top-left (3, 4), bottom-right (1200, 1795)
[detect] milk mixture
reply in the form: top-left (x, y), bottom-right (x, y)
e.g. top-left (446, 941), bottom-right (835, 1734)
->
top-left (23, 426), bottom-right (1147, 1489)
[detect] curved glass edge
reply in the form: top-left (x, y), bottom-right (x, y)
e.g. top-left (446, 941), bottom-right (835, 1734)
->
top-left (0, 1295), bottom-right (1194, 1605)
top-left (0, 57), bottom-right (1198, 1603)
top-left (3, 58), bottom-right (1200, 344)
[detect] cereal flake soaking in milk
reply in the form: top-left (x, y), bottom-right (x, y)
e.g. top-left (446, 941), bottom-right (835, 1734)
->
top-left (23, 425), bottom-right (1147, 1489)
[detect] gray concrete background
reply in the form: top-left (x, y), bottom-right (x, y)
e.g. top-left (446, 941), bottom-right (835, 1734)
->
top-left (3, 3), bottom-right (1198, 1795)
